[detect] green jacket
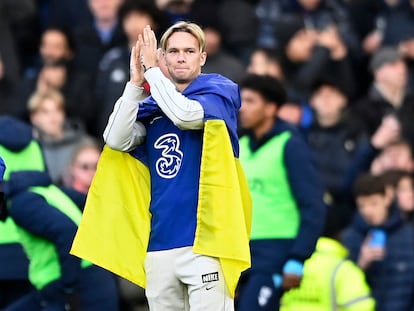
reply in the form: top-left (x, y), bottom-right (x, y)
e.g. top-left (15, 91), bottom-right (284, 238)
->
top-left (239, 133), bottom-right (299, 239)
top-left (16, 185), bottom-right (92, 289)
top-left (0, 142), bottom-right (45, 245)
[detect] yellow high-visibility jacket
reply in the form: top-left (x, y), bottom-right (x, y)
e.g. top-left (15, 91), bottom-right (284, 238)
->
top-left (281, 237), bottom-right (375, 311)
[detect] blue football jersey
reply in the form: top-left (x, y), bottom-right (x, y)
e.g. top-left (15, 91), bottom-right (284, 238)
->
top-left (134, 74), bottom-right (241, 251)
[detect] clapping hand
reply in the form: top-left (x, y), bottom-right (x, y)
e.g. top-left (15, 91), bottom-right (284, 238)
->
top-left (129, 25), bottom-right (158, 86)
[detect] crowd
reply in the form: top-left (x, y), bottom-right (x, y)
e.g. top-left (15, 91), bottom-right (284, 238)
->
top-left (1, 0), bottom-right (414, 310)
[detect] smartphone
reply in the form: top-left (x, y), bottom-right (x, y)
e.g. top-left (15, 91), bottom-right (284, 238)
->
top-left (369, 229), bottom-right (387, 247)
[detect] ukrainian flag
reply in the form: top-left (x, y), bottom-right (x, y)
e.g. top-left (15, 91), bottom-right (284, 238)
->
top-left (71, 119), bottom-right (251, 297)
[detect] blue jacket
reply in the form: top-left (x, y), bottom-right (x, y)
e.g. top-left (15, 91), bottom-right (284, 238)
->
top-left (7, 171), bottom-right (84, 289)
top-left (341, 205), bottom-right (414, 311)
top-left (0, 116), bottom-right (34, 280)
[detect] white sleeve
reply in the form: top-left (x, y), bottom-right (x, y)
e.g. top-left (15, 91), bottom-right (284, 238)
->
top-left (144, 67), bottom-right (204, 130)
top-left (103, 82), bottom-right (147, 151)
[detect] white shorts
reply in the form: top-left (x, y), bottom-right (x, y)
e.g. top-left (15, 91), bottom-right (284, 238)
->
top-left (144, 246), bottom-right (234, 311)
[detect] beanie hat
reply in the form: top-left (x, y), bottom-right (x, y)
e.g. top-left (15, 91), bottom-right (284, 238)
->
top-left (370, 46), bottom-right (402, 73)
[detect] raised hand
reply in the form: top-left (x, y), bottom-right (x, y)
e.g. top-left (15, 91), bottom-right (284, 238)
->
top-left (129, 34), bottom-right (145, 86)
top-left (140, 25), bottom-right (158, 73)
top-left (357, 236), bottom-right (386, 270)
top-left (371, 114), bottom-right (401, 149)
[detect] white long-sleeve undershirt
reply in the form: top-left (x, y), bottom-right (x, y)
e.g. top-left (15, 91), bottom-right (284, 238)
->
top-left (103, 67), bottom-right (205, 152)
top-left (144, 67), bottom-right (204, 130)
top-left (103, 83), bottom-right (147, 151)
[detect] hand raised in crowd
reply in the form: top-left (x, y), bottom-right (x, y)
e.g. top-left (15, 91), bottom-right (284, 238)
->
top-left (357, 235), bottom-right (386, 270)
top-left (363, 30), bottom-right (383, 55)
top-left (371, 114), bottom-right (401, 149)
top-left (399, 38), bottom-right (414, 59)
top-left (317, 25), bottom-right (347, 60)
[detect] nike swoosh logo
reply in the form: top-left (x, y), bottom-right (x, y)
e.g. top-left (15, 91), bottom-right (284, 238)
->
top-left (150, 116), bottom-right (162, 124)
top-left (206, 286), bottom-right (216, 290)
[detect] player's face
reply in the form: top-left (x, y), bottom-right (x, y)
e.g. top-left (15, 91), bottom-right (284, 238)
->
top-left (163, 31), bottom-right (206, 89)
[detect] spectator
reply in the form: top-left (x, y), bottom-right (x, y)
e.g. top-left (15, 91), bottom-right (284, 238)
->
top-left (340, 113), bottom-right (402, 207)
top-left (370, 139), bottom-right (414, 176)
top-left (0, 116), bottom-right (40, 309)
top-left (352, 46), bottom-right (414, 145)
top-left (37, 0), bottom-right (91, 31)
top-left (0, 0), bottom-right (36, 113)
top-left (0, 118), bottom-right (120, 311)
top-left (379, 169), bottom-right (407, 206)
top-left (191, 4), bottom-right (246, 83)
top-left (62, 140), bottom-right (101, 195)
top-left (24, 26), bottom-right (76, 78)
top-left (277, 16), bottom-right (356, 102)
top-left (156, 0), bottom-right (193, 24)
top-left (305, 78), bottom-right (367, 227)
top-left (28, 89), bottom-right (94, 184)
top-left (73, 0), bottom-right (126, 77)
top-left (236, 74), bottom-right (325, 310)
top-left (247, 47), bottom-right (284, 80)
top-left (217, 0), bottom-right (258, 64)
top-left (94, 0), bottom-right (168, 138)
top-left (341, 0), bottom-right (382, 98)
top-left (358, 0), bottom-right (414, 56)
top-left (341, 172), bottom-right (414, 311)
top-left (254, 0), bottom-right (361, 60)
top-left (244, 47), bottom-right (305, 129)
top-left (17, 60), bottom-right (96, 135)
top-left (13, 26), bottom-right (96, 134)
top-left (0, 55), bottom-right (17, 114)
top-left (394, 171), bottom-right (414, 224)
top-left (399, 33), bottom-right (414, 92)
top-left (200, 25), bottom-right (246, 83)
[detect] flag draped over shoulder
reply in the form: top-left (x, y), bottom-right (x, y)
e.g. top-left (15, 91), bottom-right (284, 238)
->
top-left (194, 120), bottom-right (252, 296)
top-left (70, 119), bottom-right (251, 297)
top-left (70, 146), bottom-right (151, 287)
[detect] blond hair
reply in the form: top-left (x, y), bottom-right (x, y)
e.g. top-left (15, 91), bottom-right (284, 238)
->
top-left (28, 89), bottom-right (65, 113)
top-left (70, 139), bottom-right (102, 165)
top-left (160, 21), bottom-right (206, 52)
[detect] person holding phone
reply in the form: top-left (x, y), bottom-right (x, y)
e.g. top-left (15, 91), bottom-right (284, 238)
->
top-left (341, 173), bottom-right (414, 311)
